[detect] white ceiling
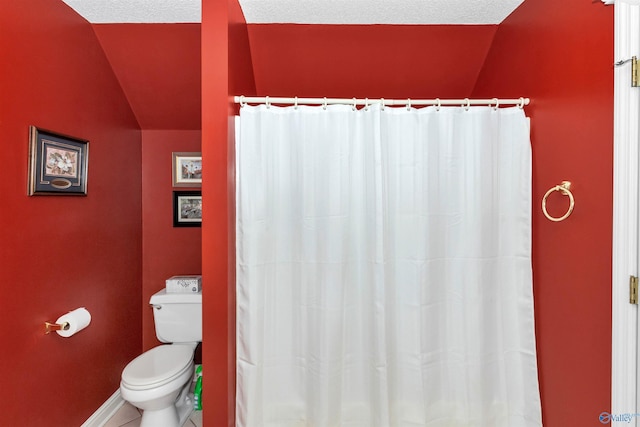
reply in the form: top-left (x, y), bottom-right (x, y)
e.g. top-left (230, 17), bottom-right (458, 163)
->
top-left (61, 0), bottom-right (526, 25)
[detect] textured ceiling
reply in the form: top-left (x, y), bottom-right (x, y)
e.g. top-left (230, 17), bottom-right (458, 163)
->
top-left (241, 0), bottom-right (526, 25)
top-left (61, 0), bottom-right (525, 24)
top-left (61, 0), bottom-right (201, 23)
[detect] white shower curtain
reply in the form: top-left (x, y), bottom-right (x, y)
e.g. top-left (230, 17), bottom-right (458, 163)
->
top-left (235, 103), bottom-right (542, 427)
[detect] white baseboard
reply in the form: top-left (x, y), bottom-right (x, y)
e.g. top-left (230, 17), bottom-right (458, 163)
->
top-left (81, 389), bottom-right (125, 427)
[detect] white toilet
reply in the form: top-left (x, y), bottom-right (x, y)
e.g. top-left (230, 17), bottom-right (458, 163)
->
top-left (120, 289), bottom-right (202, 427)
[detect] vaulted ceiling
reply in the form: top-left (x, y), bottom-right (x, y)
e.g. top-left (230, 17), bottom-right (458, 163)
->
top-left (91, 23), bottom-right (201, 129)
top-left (59, 0), bottom-right (526, 129)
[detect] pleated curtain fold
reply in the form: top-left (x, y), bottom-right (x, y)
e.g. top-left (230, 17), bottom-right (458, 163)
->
top-left (235, 104), bottom-right (542, 427)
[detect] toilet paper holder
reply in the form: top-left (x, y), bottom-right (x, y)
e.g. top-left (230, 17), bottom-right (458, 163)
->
top-left (44, 321), bottom-right (70, 334)
top-left (44, 307), bottom-right (91, 337)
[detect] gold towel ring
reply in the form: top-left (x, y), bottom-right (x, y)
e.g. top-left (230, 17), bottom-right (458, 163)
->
top-left (542, 181), bottom-right (574, 222)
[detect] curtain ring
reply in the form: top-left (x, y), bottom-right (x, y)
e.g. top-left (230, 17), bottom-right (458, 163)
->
top-left (239, 95), bottom-right (246, 108)
top-left (542, 181), bottom-right (575, 222)
top-left (294, 96), bottom-right (298, 109)
top-left (364, 98), bottom-right (369, 111)
top-left (434, 98), bottom-right (441, 111)
top-left (406, 98), bottom-right (411, 111)
top-left (518, 97), bottom-right (525, 109)
top-left (492, 98), bottom-right (499, 111)
top-left (265, 96), bottom-right (271, 109)
top-left (381, 98), bottom-right (385, 111)
top-left (323, 97), bottom-right (328, 110)
top-left (352, 97), bottom-right (357, 111)
top-left (463, 98), bottom-right (470, 111)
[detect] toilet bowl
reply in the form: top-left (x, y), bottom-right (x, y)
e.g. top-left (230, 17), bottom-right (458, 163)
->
top-left (120, 344), bottom-right (196, 427)
top-left (121, 289), bottom-right (202, 427)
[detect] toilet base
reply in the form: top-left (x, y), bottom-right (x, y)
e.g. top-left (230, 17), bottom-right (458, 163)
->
top-left (176, 391), bottom-right (195, 426)
top-left (139, 391), bottom-right (194, 427)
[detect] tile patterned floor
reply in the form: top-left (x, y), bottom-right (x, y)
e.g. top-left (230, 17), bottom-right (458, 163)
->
top-left (103, 401), bottom-right (203, 427)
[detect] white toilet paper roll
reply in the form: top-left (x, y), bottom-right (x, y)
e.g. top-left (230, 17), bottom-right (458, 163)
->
top-left (55, 307), bottom-right (91, 337)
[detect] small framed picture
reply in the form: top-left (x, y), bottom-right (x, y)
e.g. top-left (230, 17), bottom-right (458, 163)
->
top-left (172, 152), bottom-right (202, 187)
top-left (173, 191), bottom-right (202, 227)
top-left (28, 126), bottom-right (89, 196)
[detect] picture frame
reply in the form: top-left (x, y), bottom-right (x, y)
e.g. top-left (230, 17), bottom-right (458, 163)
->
top-left (28, 126), bottom-right (89, 196)
top-left (173, 191), bottom-right (202, 227)
top-left (172, 152), bottom-right (202, 187)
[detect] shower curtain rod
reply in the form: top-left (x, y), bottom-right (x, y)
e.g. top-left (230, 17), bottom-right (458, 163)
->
top-left (235, 96), bottom-right (530, 109)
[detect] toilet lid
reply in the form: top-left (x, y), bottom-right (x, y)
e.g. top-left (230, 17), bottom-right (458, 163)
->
top-left (122, 345), bottom-right (193, 388)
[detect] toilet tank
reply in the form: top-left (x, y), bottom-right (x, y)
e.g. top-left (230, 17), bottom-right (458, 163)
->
top-left (149, 289), bottom-right (202, 343)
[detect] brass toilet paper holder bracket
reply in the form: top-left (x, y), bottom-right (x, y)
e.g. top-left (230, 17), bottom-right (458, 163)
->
top-left (45, 321), bottom-right (69, 334)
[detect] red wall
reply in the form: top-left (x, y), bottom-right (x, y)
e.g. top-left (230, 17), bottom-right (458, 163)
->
top-left (0, 1), bottom-right (143, 426)
top-left (207, 1), bottom-right (614, 426)
top-left (202, 0), bottom-right (256, 425)
top-left (229, 0), bottom-right (257, 101)
top-left (1, 0), bottom-right (610, 424)
top-left (473, 1), bottom-right (614, 425)
top-left (202, 0), bottom-right (232, 425)
top-left (93, 24), bottom-right (202, 130)
top-left (142, 130), bottom-right (203, 351)
top-left (247, 24), bottom-right (497, 99)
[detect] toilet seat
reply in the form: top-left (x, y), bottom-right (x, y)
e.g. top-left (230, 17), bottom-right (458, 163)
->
top-left (122, 345), bottom-right (194, 391)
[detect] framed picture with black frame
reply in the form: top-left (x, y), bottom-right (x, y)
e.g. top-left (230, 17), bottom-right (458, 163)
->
top-left (27, 126), bottom-right (89, 196)
top-left (173, 191), bottom-right (202, 227)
